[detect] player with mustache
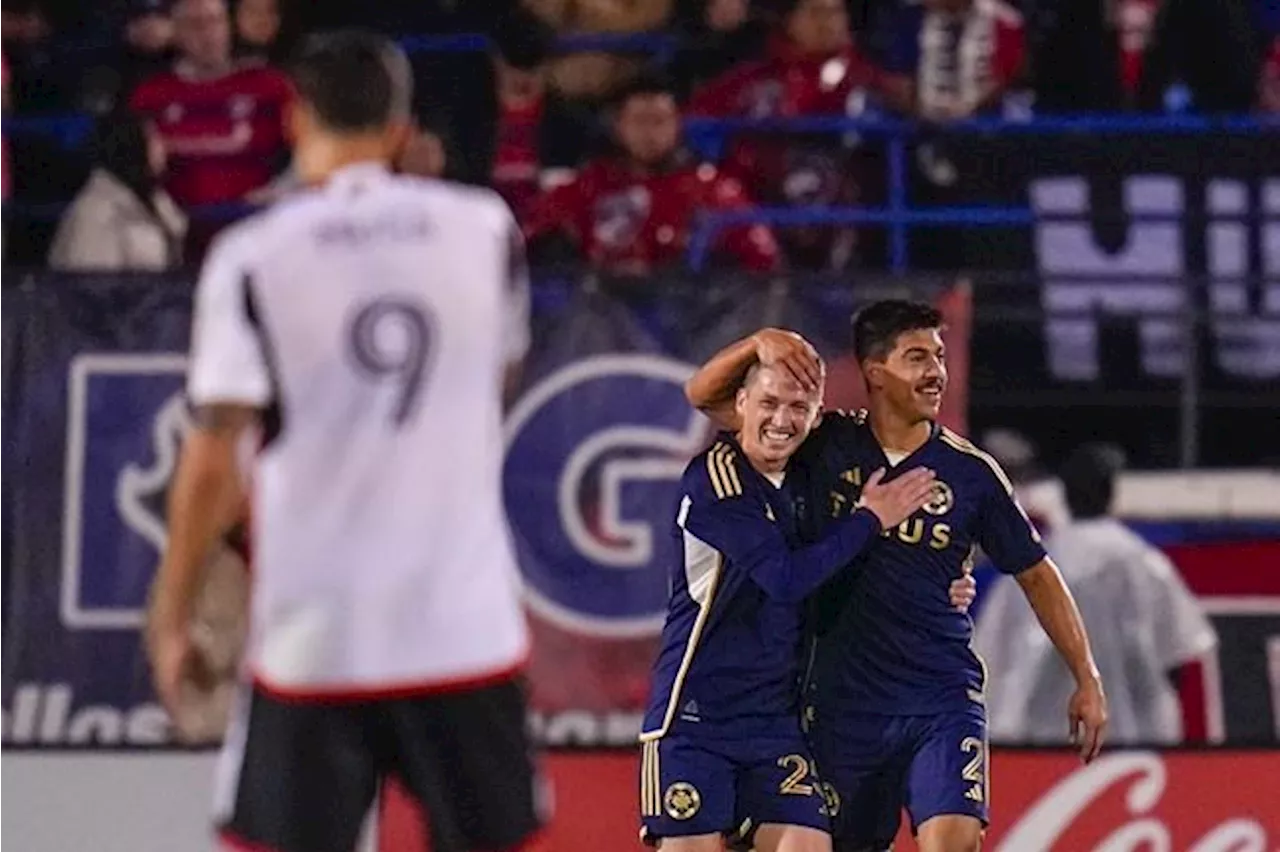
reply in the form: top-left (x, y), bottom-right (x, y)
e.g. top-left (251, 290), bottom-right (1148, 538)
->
top-left (685, 300), bottom-right (1107, 852)
top-left (641, 359), bottom-right (977, 852)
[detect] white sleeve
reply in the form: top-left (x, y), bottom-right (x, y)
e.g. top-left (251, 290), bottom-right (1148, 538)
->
top-left (1142, 547), bottom-right (1218, 671)
top-left (973, 576), bottom-right (1039, 742)
top-left (187, 232), bottom-right (272, 408)
top-left (502, 216), bottom-right (531, 365)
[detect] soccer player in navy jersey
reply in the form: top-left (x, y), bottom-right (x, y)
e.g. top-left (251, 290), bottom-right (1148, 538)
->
top-left (641, 360), bottom-right (978, 852)
top-left (684, 302), bottom-right (1108, 852)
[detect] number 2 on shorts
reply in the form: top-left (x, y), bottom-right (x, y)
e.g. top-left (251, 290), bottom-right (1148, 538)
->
top-left (348, 298), bottom-right (435, 427)
top-left (777, 753), bottom-right (815, 796)
top-left (960, 736), bottom-right (985, 803)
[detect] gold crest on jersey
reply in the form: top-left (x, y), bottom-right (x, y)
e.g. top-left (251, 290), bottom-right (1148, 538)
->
top-left (922, 481), bottom-right (955, 516)
top-left (664, 782), bottom-right (702, 820)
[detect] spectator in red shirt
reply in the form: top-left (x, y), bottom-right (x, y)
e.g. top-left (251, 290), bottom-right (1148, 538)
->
top-left (486, 55), bottom-right (593, 222)
top-left (524, 74), bottom-right (779, 274)
top-left (690, 0), bottom-right (906, 269)
top-left (1112, 0), bottom-right (1161, 105)
top-left (129, 0), bottom-right (291, 211)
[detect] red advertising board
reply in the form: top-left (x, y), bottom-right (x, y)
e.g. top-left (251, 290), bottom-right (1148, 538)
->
top-left (380, 749), bottom-right (1280, 852)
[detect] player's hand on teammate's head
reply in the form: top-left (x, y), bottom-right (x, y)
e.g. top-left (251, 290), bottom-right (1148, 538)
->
top-left (947, 573), bottom-right (977, 612)
top-left (857, 466), bottom-right (936, 530)
top-left (751, 328), bottom-right (823, 393)
top-left (1068, 677), bottom-right (1108, 763)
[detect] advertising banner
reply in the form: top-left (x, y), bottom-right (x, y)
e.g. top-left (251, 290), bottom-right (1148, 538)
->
top-left (0, 272), bottom-right (968, 747)
top-left (961, 134), bottom-right (1280, 467)
top-left (375, 748), bottom-right (1280, 852)
top-left (1, 273), bottom-right (1274, 752)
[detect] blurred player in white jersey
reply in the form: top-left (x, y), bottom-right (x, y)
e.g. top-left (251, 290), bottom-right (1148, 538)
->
top-left (145, 30), bottom-right (544, 852)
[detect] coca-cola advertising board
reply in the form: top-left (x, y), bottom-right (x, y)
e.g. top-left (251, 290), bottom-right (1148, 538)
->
top-left (379, 749), bottom-right (1280, 852)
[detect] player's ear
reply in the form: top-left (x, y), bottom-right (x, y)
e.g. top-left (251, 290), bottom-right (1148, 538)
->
top-left (286, 99), bottom-right (324, 149)
top-left (734, 386), bottom-right (749, 418)
top-left (384, 118), bottom-right (414, 163)
top-left (862, 358), bottom-right (885, 390)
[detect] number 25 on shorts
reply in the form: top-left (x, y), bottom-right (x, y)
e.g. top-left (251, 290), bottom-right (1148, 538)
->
top-left (960, 736), bottom-right (986, 803)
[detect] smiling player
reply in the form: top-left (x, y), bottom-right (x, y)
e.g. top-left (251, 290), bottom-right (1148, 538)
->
top-left (642, 361), bottom-right (955, 852)
top-left (685, 301), bottom-right (1107, 852)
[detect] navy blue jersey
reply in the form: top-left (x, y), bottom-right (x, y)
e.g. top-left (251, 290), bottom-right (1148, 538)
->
top-left (798, 411), bottom-right (1046, 716)
top-left (641, 435), bottom-right (883, 740)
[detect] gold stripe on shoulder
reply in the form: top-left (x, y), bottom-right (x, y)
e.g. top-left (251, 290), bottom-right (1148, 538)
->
top-left (721, 448), bottom-right (743, 496)
top-left (710, 443), bottom-right (742, 499)
top-left (940, 429), bottom-right (1015, 495)
top-left (706, 445), bottom-right (726, 500)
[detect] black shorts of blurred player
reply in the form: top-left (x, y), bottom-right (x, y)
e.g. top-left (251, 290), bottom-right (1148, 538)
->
top-left (215, 676), bottom-right (546, 852)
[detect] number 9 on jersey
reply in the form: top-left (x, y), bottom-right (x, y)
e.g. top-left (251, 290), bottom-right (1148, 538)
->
top-left (348, 297), bottom-right (436, 427)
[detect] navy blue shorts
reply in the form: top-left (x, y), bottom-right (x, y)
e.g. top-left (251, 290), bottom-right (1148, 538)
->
top-left (809, 704), bottom-right (989, 849)
top-left (638, 725), bottom-right (832, 844)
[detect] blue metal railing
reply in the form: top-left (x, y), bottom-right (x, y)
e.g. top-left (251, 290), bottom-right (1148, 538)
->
top-left (682, 113), bottom-right (1279, 271)
top-left (4, 109), bottom-right (1277, 271)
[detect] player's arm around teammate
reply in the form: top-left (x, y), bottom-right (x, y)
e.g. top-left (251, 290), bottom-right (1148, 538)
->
top-left (647, 367), bottom-right (939, 852)
top-left (683, 330), bottom-right (979, 612)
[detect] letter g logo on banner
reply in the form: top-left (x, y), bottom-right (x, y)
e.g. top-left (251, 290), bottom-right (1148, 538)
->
top-left (503, 354), bottom-right (705, 637)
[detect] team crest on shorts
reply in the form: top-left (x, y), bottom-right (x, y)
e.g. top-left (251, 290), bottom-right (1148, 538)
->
top-left (922, 481), bottom-right (954, 516)
top-left (664, 782), bottom-right (701, 820)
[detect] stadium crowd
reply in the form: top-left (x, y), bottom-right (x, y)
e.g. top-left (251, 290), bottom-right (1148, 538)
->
top-left (2, 0), bottom-right (1277, 271)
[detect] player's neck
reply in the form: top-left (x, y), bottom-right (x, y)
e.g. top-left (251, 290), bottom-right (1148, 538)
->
top-left (867, 405), bottom-right (932, 456)
top-left (295, 136), bottom-right (391, 186)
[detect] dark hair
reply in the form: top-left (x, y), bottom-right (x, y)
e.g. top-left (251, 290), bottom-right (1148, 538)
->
top-left (490, 3), bottom-right (554, 70)
top-left (1060, 443), bottom-right (1126, 520)
top-left (772, 0), bottom-right (846, 22)
top-left (611, 71), bottom-right (678, 109)
top-left (852, 299), bottom-right (943, 362)
top-left (93, 111), bottom-right (158, 205)
top-left (289, 30), bottom-right (412, 132)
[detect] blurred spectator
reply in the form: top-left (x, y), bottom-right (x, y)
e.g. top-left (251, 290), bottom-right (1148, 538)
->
top-left (79, 0), bottom-right (175, 115)
top-left (1137, 0), bottom-right (1262, 112)
top-left (406, 2), bottom-right (564, 189)
top-left (48, 112), bottom-right (186, 271)
top-left (128, 0), bottom-right (291, 210)
top-left (2, 0), bottom-right (66, 112)
top-left (690, 0), bottom-right (908, 269)
top-left (233, 0), bottom-right (290, 63)
top-left (483, 56), bottom-right (593, 221)
top-left (1112, 0), bottom-right (1161, 106)
top-left (1025, 0), bottom-right (1124, 111)
top-left (881, 0), bottom-right (1027, 263)
top-left (668, 0), bottom-right (769, 98)
top-left (881, 0), bottom-right (1026, 122)
top-left (524, 74), bottom-right (779, 273)
top-left (974, 443), bottom-right (1218, 746)
top-left (527, 0), bottom-right (674, 100)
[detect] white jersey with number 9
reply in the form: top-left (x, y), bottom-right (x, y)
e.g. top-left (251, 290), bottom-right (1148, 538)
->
top-left (187, 162), bottom-right (530, 697)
